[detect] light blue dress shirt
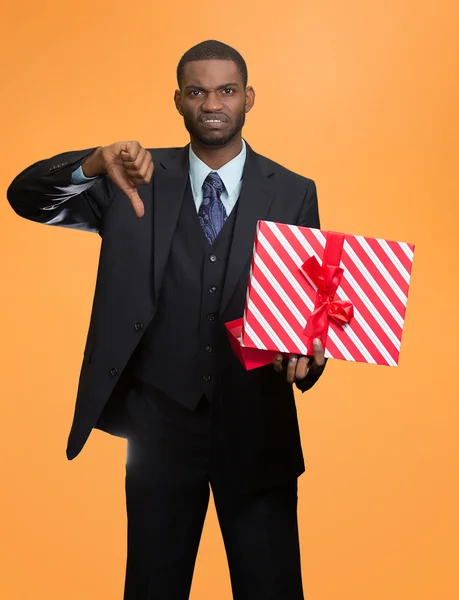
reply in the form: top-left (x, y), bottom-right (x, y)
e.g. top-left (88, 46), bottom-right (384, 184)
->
top-left (71, 139), bottom-right (247, 217)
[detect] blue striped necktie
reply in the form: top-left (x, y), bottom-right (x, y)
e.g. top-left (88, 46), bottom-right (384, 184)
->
top-left (198, 172), bottom-right (228, 244)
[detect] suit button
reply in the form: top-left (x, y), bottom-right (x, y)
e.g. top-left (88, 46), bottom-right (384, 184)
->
top-left (207, 313), bottom-right (216, 322)
top-left (202, 374), bottom-right (211, 382)
top-left (204, 345), bottom-right (213, 353)
top-left (209, 285), bottom-right (217, 294)
top-left (134, 322), bottom-right (144, 331)
top-left (110, 368), bottom-right (119, 376)
top-left (209, 254), bottom-right (217, 263)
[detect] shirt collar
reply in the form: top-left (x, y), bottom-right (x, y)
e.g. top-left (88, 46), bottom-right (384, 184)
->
top-left (189, 139), bottom-right (246, 198)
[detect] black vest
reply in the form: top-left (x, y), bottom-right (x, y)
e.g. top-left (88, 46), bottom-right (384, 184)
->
top-left (129, 179), bottom-right (238, 409)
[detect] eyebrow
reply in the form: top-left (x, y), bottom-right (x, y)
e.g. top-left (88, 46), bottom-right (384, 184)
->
top-left (184, 82), bottom-right (240, 91)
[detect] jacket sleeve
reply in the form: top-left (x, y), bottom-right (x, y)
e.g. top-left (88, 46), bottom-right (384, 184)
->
top-left (297, 178), bottom-right (320, 229)
top-left (295, 177), bottom-right (328, 393)
top-left (6, 148), bottom-right (117, 234)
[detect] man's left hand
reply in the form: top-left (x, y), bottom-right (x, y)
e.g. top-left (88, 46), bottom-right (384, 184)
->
top-left (272, 338), bottom-right (326, 384)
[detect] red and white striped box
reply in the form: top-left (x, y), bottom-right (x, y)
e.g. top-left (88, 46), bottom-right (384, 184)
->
top-left (239, 221), bottom-right (415, 367)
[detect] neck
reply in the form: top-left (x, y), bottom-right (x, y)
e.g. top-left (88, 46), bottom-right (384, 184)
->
top-left (190, 135), bottom-right (243, 170)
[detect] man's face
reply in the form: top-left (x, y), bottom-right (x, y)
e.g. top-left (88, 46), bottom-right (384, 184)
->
top-left (175, 59), bottom-right (254, 147)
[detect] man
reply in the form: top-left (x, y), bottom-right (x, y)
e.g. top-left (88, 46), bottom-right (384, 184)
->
top-left (7, 40), bottom-right (326, 600)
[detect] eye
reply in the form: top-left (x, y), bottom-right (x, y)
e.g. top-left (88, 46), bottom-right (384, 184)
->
top-left (189, 90), bottom-right (203, 97)
top-left (223, 88), bottom-right (234, 94)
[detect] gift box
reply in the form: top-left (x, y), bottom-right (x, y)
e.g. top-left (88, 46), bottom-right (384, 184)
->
top-left (225, 318), bottom-right (278, 369)
top-left (227, 221), bottom-right (414, 369)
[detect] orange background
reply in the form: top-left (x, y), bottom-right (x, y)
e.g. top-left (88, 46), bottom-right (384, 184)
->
top-left (1, 1), bottom-right (458, 598)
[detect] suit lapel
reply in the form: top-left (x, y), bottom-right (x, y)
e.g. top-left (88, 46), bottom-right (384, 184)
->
top-left (220, 145), bottom-right (276, 315)
top-left (153, 146), bottom-right (190, 301)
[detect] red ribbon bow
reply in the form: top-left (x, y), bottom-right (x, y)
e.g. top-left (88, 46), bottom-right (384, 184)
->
top-left (300, 232), bottom-right (354, 354)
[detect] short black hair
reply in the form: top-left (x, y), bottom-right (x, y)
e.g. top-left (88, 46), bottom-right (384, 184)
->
top-left (177, 40), bottom-right (248, 89)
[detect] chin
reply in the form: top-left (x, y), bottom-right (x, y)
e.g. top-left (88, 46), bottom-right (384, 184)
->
top-left (184, 114), bottom-right (245, 148)
top-left (200, 135), bottom-right (230, 147)
top-left (198, 130), bottom-right (240, 148)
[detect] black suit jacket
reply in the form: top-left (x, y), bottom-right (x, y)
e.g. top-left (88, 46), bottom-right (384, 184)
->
top-left (7, 142), bottom-right (326, 490)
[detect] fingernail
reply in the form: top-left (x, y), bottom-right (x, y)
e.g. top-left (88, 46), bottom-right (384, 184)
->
top-left (313, 338), bottom-right (321, 348)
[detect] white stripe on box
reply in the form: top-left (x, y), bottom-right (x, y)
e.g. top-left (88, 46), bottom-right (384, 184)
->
top-left (256, 256), bottom-right (335, 359)
top-left (245, 319), bottom-right (334, 359)
top-left (258, 230), bottom-right (316, 311)
top-left (305, 229), bottom-right (402, 348)
top-left (345, 306), bottom-right (396, 365)
top-left (324, 348), bottom-right (333, 359)
top-left (306, 228), bottom-right (399, 362)
top-left (343, 240), bottom-right (405, 327)
top-left (355, 236), bottom-right (408, 304)
top-left (290, 225), bottom-right (325, 261)
top-left (399, 241), bottom-right (414, 262)
top-left (257, 256), bottom-right (309, 325)
top-left (252, 277), bottom-right (309, 354)
top-left (303, 229), bottom-right (403, 339)
top-left (377, 239), bottom-right (411, 284)
top-left (258, 228), bottom-right (356, 362)
top-left (246, 301), bottom-right (290, 352)
top-left (261, 226), bottom-right (361, 362)
top-left (335, 322), bottom-right (377, 364)
top-left (268, 223), bottom-right (385, 363)
top-left (243, 319), bottom-right (267, 349)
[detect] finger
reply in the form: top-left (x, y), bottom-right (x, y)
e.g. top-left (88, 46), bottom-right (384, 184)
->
top-left (108, 167), bottom-right (145, 218)
top-left (120, 146), bottom-right (146, 171)
top-left (272, 354), bottom-right (284, 372)
top-left (132, 160), bottom-right (154, 185)
top-left (127, 190), bottom-right (145, 218)
top-left (118, 181), bottom-right (145, 217)
top-left (286, 355), bottom-right (298, 384)
top-left (312, 338), bottom-right (326, 368)
top-left (295, 355), bottom-right (310, 380)
top-left (129, 152), bottom-right (153, 184)
top-left (120, 141), bottom-right (141, 163)
top-left (122, 147), bottom-right (147, 173)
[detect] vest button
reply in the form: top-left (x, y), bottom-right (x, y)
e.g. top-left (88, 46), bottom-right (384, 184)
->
top-left (209, 254), bottom-right (217, 263)
top-left (110, 368), bottom-right (119, 377)
top-left (204, 345), bottom-right (213, 353)
top-left (134, 322), bottom-right (144, 331)
top-left (202, 374), bottom-right (211, 382)
top-left (209, 285), bottom-right (217, 294)
top-left (207, 313), bottom-right (216, 322)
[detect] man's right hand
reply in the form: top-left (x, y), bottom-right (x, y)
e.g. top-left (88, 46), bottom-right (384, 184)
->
top-left (82, 141), bottom-right (154, 218)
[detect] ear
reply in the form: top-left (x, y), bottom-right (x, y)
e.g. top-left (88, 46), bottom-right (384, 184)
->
top-left (244, 86), bottom-right (255, 113)
top-left (174, 89), bottom-right (184, 115)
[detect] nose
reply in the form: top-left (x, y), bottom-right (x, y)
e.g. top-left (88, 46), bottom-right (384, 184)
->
top-left (202, 91), bottom-right (224, 111)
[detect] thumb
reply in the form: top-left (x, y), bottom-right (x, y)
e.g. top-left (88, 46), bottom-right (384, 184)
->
top-left (124, 187), bottom-right (145, 218)
top-left (312, 338), bottom-right (325, 366)
top-left (107, 165), bottom-right (145, 218)
top-left (120, 149), bottom-right (134, 162)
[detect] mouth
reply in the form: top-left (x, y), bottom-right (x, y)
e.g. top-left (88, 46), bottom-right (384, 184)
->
top-left (200, 116), bottom-right (228, 129)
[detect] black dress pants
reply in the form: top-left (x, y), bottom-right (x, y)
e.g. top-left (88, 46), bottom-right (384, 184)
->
top-left (120, 376), bottom-right (304, 600)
